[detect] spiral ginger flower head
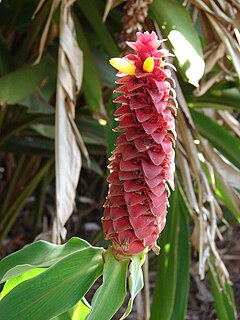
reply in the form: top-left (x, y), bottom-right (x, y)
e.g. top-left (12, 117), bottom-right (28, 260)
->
top-left (102, 31), bottom-right (177, 256)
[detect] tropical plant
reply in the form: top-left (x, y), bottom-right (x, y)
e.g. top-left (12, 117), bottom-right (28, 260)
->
top-left (0, 0), bottom-right (239, 319)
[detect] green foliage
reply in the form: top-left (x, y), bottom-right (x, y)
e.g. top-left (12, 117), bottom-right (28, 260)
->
top-left (0, 268), bottom-right (45, 299)
top-left (0, 60), bottom-right (47, 103)
top-left (0, 237), bottom-right (91, 283)
top-left (0, 242), bottom-right (104, 320)
top-left (209, 256), bottom-right (237, 320)
top-left (151, 188), bottom-right (190, 320)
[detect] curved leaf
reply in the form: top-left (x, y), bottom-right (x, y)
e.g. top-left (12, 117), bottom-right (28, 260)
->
top-left (0, 237), bottom-right (91, 283)
top-left (0, 247), bottom-right (104, 320)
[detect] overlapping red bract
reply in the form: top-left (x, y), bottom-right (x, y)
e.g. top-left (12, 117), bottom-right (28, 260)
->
top-left (102, 31), bottom-right (177, 255)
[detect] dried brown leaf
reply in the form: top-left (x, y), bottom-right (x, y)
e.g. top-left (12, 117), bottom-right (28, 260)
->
top-left (54, 0), bottom-right (85, 243)
top-left (201, 139), bottom-right (240, 188)
top-left (35, 0), bottom-right (61, 65)
top-left (102, 0), bottom-right (125, 22)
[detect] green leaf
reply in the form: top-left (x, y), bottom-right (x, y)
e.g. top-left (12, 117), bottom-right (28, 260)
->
top-left (20, 94), bottom-right (55, 114)
top-left (150, 0), bottom-right (204, 86)
top-left (0, 246), bottom-right (104, 320)
top-left (0, 59), bottom-right (47, 103)
top-left (72, 299), bottom-right (91, 320)
top-left (51, 299), bottom-right (91, 320)
top-left (191, 110), bottom-right (240, 168)
top-left (151, 190), bottom-right (179, 320)
top-left (215, 173), bottom-right (240, 221)
top-left (76, 0), bottom-right (119, 57)
top-left (0, 136), bottom-right (54, 155)
top-left (74, 15), bottom-right (102, 112)
top-left (170, 189), bottom-right (190, 320)
top-left (77, 118), bottom-right (105, 147)
top-left (0, 237), bottom-right (91, 283)
top-left (209, 256), bottom-right (237, 320)
top-left (189, 102), bottom-right (236, 110)
top-left (0, 268), bottom-right (45, 299)
top-left (31, 124), bottom-right (55, 139)
top-left (192, 88), bottom-right (240, 110)
top-left (120, 255), bottom-right (144, 320)
top-left (151, 187), bottom-right (190, 320)
top-left (86, 247), bottom-right (129, 320)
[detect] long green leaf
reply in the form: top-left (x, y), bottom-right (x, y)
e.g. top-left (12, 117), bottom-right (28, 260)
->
top-left (209, 256), bottom-right (237, 320)
top-left (192, 87), bottom-right (240, 110)
top-left (150, 190), bottom-right (179, 320)
top-left (189, 102), bottom-right (237, 110)
top-left (170, 188), bottom-right (190, 320)
top-left (191, 110), bottom-right (240, 168)
top-left (86, 247), bottom-right (129, 320)
top-left (76, 0), bottom-right (119, 57)
top-left (74, 15), bottom-right (103, 112)
top-left (0, 247), bottom-right (104, 320)
top-left (150, 0), bottom-right (204, 86)
top-left (0, 237), bottom-right (91, 283)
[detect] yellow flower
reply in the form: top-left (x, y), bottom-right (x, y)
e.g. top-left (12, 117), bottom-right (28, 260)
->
top-left (143, 57), bottom-right (154, 72)
top-left (109, 58), bottom-right (136, 75)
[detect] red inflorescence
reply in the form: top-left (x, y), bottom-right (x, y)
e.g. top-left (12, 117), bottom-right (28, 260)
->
top-left (102, 31), bottom-right (177, 256)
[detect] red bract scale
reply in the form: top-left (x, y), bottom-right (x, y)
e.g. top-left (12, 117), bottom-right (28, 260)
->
top-left (102, 31), bottom-right (177, 256)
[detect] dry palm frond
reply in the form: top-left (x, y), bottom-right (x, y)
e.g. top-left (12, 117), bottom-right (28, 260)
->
top-left (188, 0), bottom-right (240, 93)
top-left (34, 0), bottom-right (61, 64)
top-left (53, 0), bottom-right (87, 243)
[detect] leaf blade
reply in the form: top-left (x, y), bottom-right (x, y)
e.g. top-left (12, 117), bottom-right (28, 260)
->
top-left (0, 237), bottom-right (91, 283)
top-left (0, 247), bottom-right (104, 320)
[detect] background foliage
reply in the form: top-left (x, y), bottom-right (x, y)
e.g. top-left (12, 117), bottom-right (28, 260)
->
top-left (0, 0), bottom-right (239, 319)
